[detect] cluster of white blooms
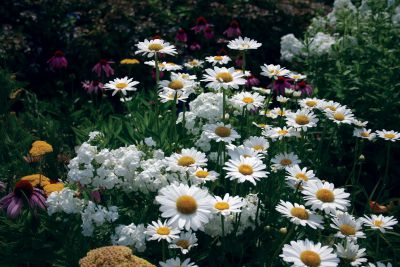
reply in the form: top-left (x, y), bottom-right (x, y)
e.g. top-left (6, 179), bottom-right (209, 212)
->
top-left (392, 5), bottom-right (400, 24)
top-left (280, 34), bottom-right (305, 62)
top-left (309, 32), bottom-right (336, 55)
top-left (111, 223), bottom-right (147, 252)
top-left (46, 188), bottom-right (83, 215)
top-left (81, 201), bottom-right (119, 236)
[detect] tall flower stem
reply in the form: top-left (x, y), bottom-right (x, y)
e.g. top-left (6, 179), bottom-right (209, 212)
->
top-left (170, 94), bottom-right (178, 142)
top-left (162, 239), bottom-right (167, 261)
top-left (270, 225), bottom-right (294, 267)
top-left (376, 142), bottom-right (392, 201)
top-left (222, 89), bottom-right (227, 123)
top-left (154, 53), bottom-right (161, 132)
top-left (242, 51), bottom-right (246, 74)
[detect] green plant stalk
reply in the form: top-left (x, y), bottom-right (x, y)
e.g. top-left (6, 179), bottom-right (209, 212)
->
top-left (154, 53), bottom-right (160, 132)
top-left (270, 225), bottom-right (294, 267)
top-left (376, 142), bottom-right (392, 201)
top-left (222, 89), bottom-right (227, 123)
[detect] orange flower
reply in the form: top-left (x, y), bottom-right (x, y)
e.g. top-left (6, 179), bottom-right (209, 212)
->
top-left (29, 141), bottom-right (53, 157)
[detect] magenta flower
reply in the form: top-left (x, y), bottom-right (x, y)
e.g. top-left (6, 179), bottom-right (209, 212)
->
top-left (223, 20), bottom-right (241, 38)
top-left (295, 81), bottom-right (313, 96)
top-left (235, 55), bottom-right (244, 67)
top-left (82, 80), bottom-right (104, 94)
top-left (92, 59), bottom-right (115, 78)
top-left (246, 75), bottom-right (260, 87)
top-left (191, 16), bottom-right (210, 33)
top-left (90, 190), bottom-right (101, 203)
top-left (189, 42), bottom-right (201, 51)
top-left (270, 76), bottom-right (293, 95)
top-left (175, 28), bottom-right (188, 43)
top-left (47, 50), bottom-right (68, 69)
top-left (151, 69), bottom-right (164, 80)
top-left (204, 25), bottom-right (214, 39)
top-left (0, 180), bottom-right (46, 219)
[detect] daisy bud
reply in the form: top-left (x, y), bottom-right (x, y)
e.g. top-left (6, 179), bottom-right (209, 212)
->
top-left (279, 227), bottom-right (288, 234)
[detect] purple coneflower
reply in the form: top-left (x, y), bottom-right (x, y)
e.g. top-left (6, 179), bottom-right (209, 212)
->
top-left (92, 59), bottom-right (115, 78)
top-left (191, 16), bottom-right (209, 33)
top-left (0, 180), bottom-right (46, 219)
top-left (224, 20), bottom-right (241, 38)
top-left (204, 25), bottom-right (214, 39)
top-left (82, 80), bottom-right (104, 94)
top-left (175, 28), bottom-right (188, 43)
top-left (271, 76), bottom-right (293, 95)
top-left (47, 50), bottom-right (68, 69)
top-left (246, 75), bottom-right (260, 87)
top-left (189, 42), bottom-right (201, 51)
top-left (295, 80), bottom-right (313, 96)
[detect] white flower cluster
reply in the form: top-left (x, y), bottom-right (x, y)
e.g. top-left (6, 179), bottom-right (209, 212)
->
top-left (111, 223), bottom-right (147, 252)
top-left (46, 188), bottom-right (83, 216)
top-left (81, 201), bottom-right (119, 236)
top-left (309, 32), bottom-right (336, 55)
top-left (280, 34), bottom-right (305, 62)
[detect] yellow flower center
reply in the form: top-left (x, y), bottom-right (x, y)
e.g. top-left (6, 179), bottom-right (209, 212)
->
top-left (306, 100), bottom-right (317, 107)
top-left (168, 80), bottom-right (184, 90)
top-left (214, 56), bottom-right (223, 61)
top-left (214, 201), bottom-right (230, 210)
top-left (148, 43), bottom-right (164, 51)
top-left (252, 145), bottom-right (264, 151)
top-left (177, 156), bottom-right (196, 167)
top-left (290, 207), bottom-right (309, 220)
top-left (373, 219), bottom-right (384, 227)
top-left (238, 164), bottom-right (253, 175)
top-left (115, 83), bottom-right (128, 89)
top-left (189, 60), bottom-right (199, 66)
top-left (216, 72), bottom-right (233, 83)
top-left (300, 250), bottom-right (321, 267)
top-left (334, 112), bottom-right (345, 121)
top-left (257, 123), bottom-right (266, 128)
top-left (295, 173), bottom-right (309, 181)
top-left (316, 189), bottom-right (335, 202)
top-left (326, 105), bottom-right (337, 111)
top-left (361, 132), bottom-right (370, 137)
top-left (278, 129), bottom-right (289, 135)
top-left (214, 126), bottom-right (231, 137)
top-left (295, 115), bottom-right (310, 125)
top-left (195, 170), bottom-right (209, 178)
top-left (176, 195), bottom-right (197, 214)
top-left (340, 224), bottom-right (356, 236)
top-left (280, 159), bottom-right (292, 166)
top-left (176, 239), bottom-right (190, 249)
top-left (243, 97), bottom-right (254, 104)
top-left (384, 133), bottom-right (396, 139)
top-left (156, 226), bottom-right (171, 235)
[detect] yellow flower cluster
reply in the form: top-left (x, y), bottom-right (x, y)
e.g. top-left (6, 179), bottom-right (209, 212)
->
top-left (120, 58), bottom-right (140, 65)
top-left (79, 246), bottom-right (155, 267)
top-left (29, 141), bottom-right (53, 157)
top-left (20, 174), bottom-right (64, 196)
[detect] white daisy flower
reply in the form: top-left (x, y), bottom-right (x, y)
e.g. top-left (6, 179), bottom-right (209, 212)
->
top-left (184, 59), bottom-right (204, 69)
top-left (330, 212), bottom-right (365, 239)
top-left (212, 193), bottom-right (246, 216)
top-left (243, 136), bottom-right (270, 154)
top-left (271, 152), bottom-right (301, 170)
top-left (104, 77), bottom-right (139, 96)
top-left (202, 67), bottom-right (246, 91)
top-left (156, 183), bottom-right (213, 231)
top-left (298, 98), bottom-right (321, 110)
top-left (227, 36), bottom-right (262, 50)
top-left (135, 38), bottom-right (177, 57)
top-left (335, 239), bottom-right (367, 266)
top-left (252, 122), bottom-right (271, 130)
top-left (318, 100), bottom-right (343, 112)
top-left (260, 64), bottom-right (290, 79)
top-left (169, 231), bottom-right (198, 254)
top-left (160, 77), bottom-right (195, 93)
top-left (159, 89), bottom-right (190, 103)
top-left (285, 88), bottom-right (294, 96)
top-left (277, 95), bottom-right (290, 103)
top-left (285, 165), bottom-right (319, 189)
top-left (144, 219), bottom-right (180, 242)
top-left (159, 257), bottom-right (198, 267)
top-left (203, 123), bottom-right (240, 143)
top-left (231, 91), bottom-right (265, 110)
top-left (263, 126), bottom-right (300, 140)
top-left (293, 91), bottom-right (302, 97)
top-left (275, 200), bottom-right (324, 229)
top-left (376, 130), bottom-right (400, 142)
top-left (171, 72), bottom-right (197, 81)
top-left (145, 60), bottom-right (183, 71)
top-left (360, 214), bottom-right (398, 233)
top-left (226, 144), bottom-right (264, 160)
top-left (289, 73), bottom-right (307, 81)
top-left (191, 167), bottom-right (219, 184)
top-left (325, 106), bottom-right (355, 125)
top-left (224, 156), bottom-right (268, 185)
top-left (205, 55), bottom-right (231, 66)
top-left (280, 239), bottom-right (339, 267)
top-left (367, 262), bottom-right (393, 267)
top-left (302, 180), bottom-right (350, 214)
top-left (353, 128), bottom-right (376, 141)
top-left (286, 109), bottom-right (319, 130)
top-left (352, 119), bottom-right (368, 128)
top-left (253, 87), bottom-right (272, 95)
top-left (268, 107), bottom-right (291, 118)
top-left (166, 148), bottom-right (207, 172)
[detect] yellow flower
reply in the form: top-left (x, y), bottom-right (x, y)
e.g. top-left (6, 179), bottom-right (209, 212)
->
top-left (120, 58), bottom-right (140, 65)
top-left (29, 141), bottom-right (53, 157)
top-left (20, 174), bottom-right (50, 187)
top-left (43, 183), bottom-right (64, 196)
top-left (79, 246), bottom-right (155, 267)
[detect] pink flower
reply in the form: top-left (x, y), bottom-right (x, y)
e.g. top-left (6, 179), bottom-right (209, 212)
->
top-left (224, 20), bottom-right (241, 38)
top-left (246, 75), bottom-right (260, 87)
top-left (151, 69), bottom-right (164, 80)
top-left (0, 180), bottom-right (46, 219)
top-left (270, 76), bottom-right (293, 95)
top-left (90, 190), bottom-right (101, 203)
top-left (175, 28), bottom-right (188, 43)
top-left (189, 42), bottom-right (201, 51)
top-left (47, 50), bottom-right (68, 69)
top-left (294, 80), bottom-right (313, 96)
top-left (235, 55), bottom-right (244, 67)
top-left (203, 25), bottom-right (214, 39)
top-left (82, 80), bottom-right (104, 94)
top-left (191, 16), bottom-right (210, 33)
top-left (92, 59), bottom-right (114, 77)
